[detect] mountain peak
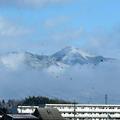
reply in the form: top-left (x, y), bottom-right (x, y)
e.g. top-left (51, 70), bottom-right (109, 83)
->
top-left (52, 47), bottom-right (113, 65)
top-left (61, 46), bottom-right (75, 51)
top-left (61, 46), bottom-right (93, 58)
top-left (52, 46), bottom-right (93, 61)
top-left (51, 47), bottom-right (92, 65)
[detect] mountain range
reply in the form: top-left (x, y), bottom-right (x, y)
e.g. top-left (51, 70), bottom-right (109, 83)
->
top-left (0, 46), bottom-right (114, 70)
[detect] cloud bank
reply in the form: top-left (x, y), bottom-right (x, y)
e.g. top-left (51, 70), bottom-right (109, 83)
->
top-left (0, 60), bottom-right (120, 104)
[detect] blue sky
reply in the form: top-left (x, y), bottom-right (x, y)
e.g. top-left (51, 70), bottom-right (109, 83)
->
top-left (0, 0), bottom-right (120, 57)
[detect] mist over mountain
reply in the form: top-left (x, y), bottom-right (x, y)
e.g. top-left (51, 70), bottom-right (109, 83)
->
top-left (0, 46), bottom-right (114, 70)
top-left (0, 47), bottom-right (119, 104)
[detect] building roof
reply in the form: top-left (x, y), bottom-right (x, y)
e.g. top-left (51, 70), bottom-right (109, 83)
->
top-left (46, 104), bottom-right (120, 107)
top-left (7, 114), bottom-right (38, 119)
top-left (18, 106), bottom-right (39, 108)
top-left (0, 108), bottom-right (7, 115)
top-left (33, 108), bottom-right (64, 120)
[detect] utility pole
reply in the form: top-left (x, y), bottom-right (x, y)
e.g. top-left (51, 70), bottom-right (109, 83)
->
top-left (73, 100), bottom-right (76, 120)
top-left (105, 94), bottom-right (108, 104)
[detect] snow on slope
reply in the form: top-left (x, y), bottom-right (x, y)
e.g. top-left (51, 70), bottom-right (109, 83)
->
top-left (0, 47), bottom-right (114, 71)
top-left (52, 46), bottom-right (113, 65)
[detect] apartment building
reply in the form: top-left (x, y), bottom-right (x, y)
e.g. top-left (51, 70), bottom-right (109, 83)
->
top-left (45, 104), bottom-right (120, 120)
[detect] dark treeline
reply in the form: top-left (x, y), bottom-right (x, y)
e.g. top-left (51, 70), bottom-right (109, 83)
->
top-left (0, 96), bottom-right (72, 113)
top-left (21, 96), bottom-right (71, 106)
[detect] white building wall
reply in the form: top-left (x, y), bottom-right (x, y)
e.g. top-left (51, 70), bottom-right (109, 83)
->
top-left (45, 104), bottom-right (120, 120)
top-left (17, 106), bottom-right (39, 114)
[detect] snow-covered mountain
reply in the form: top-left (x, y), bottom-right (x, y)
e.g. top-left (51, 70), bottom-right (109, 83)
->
top-left (0, 47), bottom-right (114, 70)
top-left (52, 46), bottom-right (113, 65)
top-left (0, 47), bottom-right (119, 102)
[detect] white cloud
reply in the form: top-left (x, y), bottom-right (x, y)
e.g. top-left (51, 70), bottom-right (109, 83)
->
top-left (0, 58), bottom-right (120, 103)
top-left (49, 28), bottom-right (84, 42)
top-left (83, 27), bottom-right (120, 58)
top-left (0, 17), bottom-right (33, 53)
top-left (0, 53), bottom-right (25, 70)
top-left (0, 17), bottom-right (31, 37)
top-left (0, 0), bottom-right (73, 8)
top-left (43, 16), bottom-right (69, 29)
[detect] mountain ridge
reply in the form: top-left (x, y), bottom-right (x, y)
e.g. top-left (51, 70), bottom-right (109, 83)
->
top-left (0, 47), bottom-right (115, 70)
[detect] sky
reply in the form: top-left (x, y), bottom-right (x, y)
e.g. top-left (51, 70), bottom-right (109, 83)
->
top-left (0, 0), bottom-right (120, 58)
top-left (1, 0), bottom-right (120, 102)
